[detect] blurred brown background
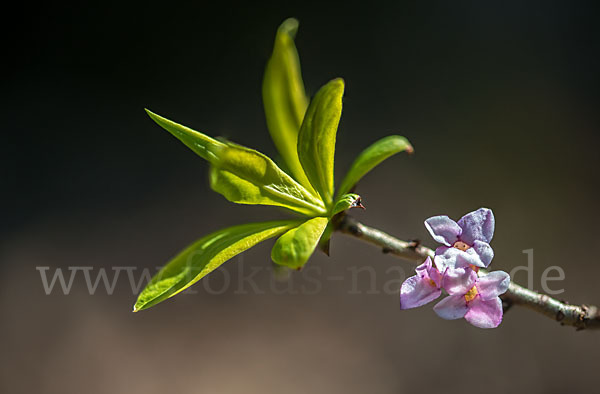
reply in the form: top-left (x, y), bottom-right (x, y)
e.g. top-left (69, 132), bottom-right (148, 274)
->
top-left (2, 1), bottom-right (600, 393)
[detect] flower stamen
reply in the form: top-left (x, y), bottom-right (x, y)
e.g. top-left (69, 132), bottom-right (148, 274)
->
top-left (464, 285), bottom-right (478, 303)
top-left (453, 241), bottom-right (470, 251)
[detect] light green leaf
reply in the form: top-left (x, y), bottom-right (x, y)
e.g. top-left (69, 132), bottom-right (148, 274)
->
top-left (297, 78), bottom-right (344, 206)
top-left (318, 194), bottom-right (363, 255)
top-left (134, 220), bottom-right (298, 311)
top-left (209, 141), bottom-right (326, 215)
top-left (146, 109), bottom-right (326, 216)
top-left (271, 216), bottom-right (329, 269)
top-left (317, 220), bottom-right (333, 256)
top-left (263, 18), bottom-right (313, 191)
top-left (331, 193), bottom-right (363, 216)
top-left (337, 135), bottom-right (413, 199)
top-left (145, 108), bottom-right (224, 162)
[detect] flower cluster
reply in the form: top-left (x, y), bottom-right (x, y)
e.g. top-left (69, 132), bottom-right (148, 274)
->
top-left (400, 208), bottom-right (510, 328)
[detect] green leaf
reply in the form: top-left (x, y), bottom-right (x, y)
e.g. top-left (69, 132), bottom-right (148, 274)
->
top-left (317, 220), bottom-right (333, 256)
top-left (208, 141), bottom-right (326, 216)
top-left (318, 194), bottom-right (363, 255)
top-left (297, 78), bottom-right (344, 206)
top-left (145, 108), bottom-right (224, 162)
top-left (134, 220), bottom-right (298, 311)
top-left (146, 109), bottom-right (326, 216)
top-left (263, 18), bottom-right (313, 191)
top-left (271, 216), bottom-right (329, 269)
top-left (331, 193), bottom-right (363, 216)
top-left (337, 135), bottom-right (413, 199)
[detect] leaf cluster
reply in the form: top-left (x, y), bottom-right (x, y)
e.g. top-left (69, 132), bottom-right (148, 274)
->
top-left (135, 18), bottom-right (412, 311)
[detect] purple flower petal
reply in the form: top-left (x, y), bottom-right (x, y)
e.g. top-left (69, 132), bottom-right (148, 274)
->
top-left (433, 295), bottom-right (468, 320)
top-left (401, 258), bottom-right (442, 309)
top-left (457, 208), bottom-right (495, 245)
top-left (415, 257), bottom-right (432, 273)
top-left (417, 257), bottom-right (442, 288)
top-left (434, 246), bottom-right (460, 271)
top-left (400, 275), bottom-right (442, 309)
top-left (455, 248), bottom-right (489, 268)
top-left (437, 247), bottom-right (485, 270)
top-left (464, 297), bottom-right (503, 328)
top-left (424, 216), bottom-right (462, 246)
top-left (471, 240), bottom-right (494, 268)
top-left (442, 267), bottom-right (477, 295)
top-left (477, 271), bottom-right (510, 300)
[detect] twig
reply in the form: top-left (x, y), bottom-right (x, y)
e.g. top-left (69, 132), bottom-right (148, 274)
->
top-left (336, 215), bottom-right (600, 330)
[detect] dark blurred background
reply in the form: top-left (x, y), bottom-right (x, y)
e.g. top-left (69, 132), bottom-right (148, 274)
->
top-left (3, 1), bottom-right (600, 393)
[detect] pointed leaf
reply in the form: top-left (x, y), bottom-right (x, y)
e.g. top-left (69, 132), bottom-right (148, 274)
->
top-left (146, 110), bottom-right (326, 216)
top-left (337, 135), bottom-right (413, 199)
top-left (319, 194), bottom-right (363, 254)
top-left (263, 18), bottom-right (313, 191)
top-left (297, 78), bottom-right (344, 205)
top-left (271, 216), bottom-right (329, 269)
top-left (209, 141), bottom-right (326, 215)
top-left (331, 193), bottom-right (364, 216)
top-left (134, 220), bottom-right (298, 311)
top-left (145, 108), bottom-right (224, 162)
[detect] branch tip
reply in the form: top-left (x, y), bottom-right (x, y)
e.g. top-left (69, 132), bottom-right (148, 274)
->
top-left (336, 215), bottom-right (600, 331)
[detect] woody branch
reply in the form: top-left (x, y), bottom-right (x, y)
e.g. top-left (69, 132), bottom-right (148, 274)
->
top-left (335, 215), bottom-right (600, 331)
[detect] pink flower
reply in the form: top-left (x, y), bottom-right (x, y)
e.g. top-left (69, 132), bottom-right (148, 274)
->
top-left (400, 208), bottom-right (511, 329)
top-left (433, 270), bottom-right (510, 329)
top-left (425, 208), bottom-right (495, 271)
top-left (400, 257), bottom-right (442, 309)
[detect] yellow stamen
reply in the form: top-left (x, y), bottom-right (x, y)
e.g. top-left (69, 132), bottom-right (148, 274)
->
top-left (428, 279), bottom-right (437, 287)
top-left (464, 286), bottom-right (478, 303)
top-left (453, 241), bottom-right (470, 251)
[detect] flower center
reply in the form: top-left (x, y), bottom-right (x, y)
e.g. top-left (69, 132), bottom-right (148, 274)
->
top-left (453, 241), bottom-right (470, 251)
top-left (428, 278), bottom-right (437, 287)
top-left (464, 285), bottom-right (478, 303)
